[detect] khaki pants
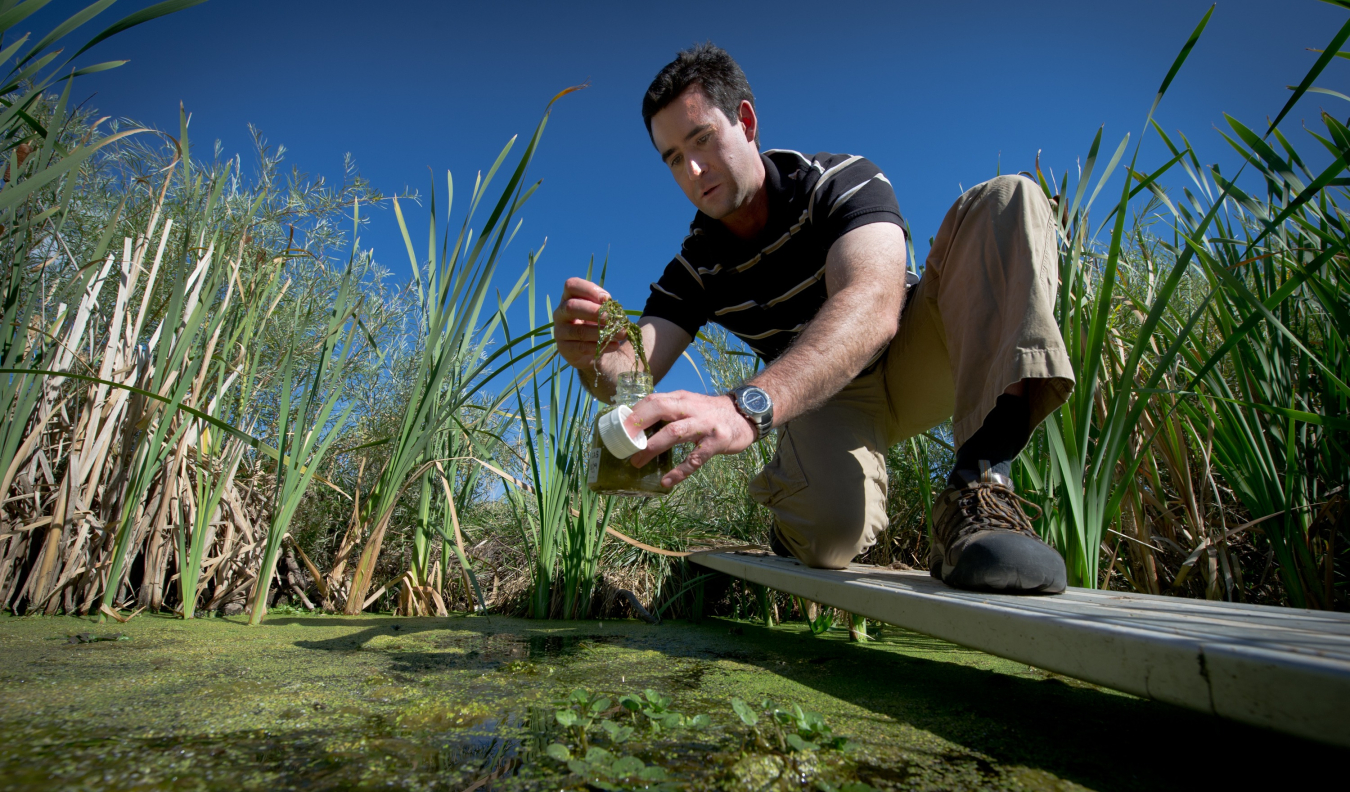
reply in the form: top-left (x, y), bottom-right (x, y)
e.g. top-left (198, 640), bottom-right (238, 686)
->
top-left (748, 175), bottom-right (1075, 569)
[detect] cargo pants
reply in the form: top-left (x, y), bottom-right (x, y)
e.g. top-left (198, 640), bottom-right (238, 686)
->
top-left (748, 175), bottom-right (1075, 569)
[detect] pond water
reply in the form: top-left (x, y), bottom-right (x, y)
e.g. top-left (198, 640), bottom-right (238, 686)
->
top-left (0, 613), bottom-right (1342, 790)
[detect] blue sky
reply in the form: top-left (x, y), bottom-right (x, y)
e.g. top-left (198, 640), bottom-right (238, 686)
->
top-left (25, 0), bottom-right (1349, 393)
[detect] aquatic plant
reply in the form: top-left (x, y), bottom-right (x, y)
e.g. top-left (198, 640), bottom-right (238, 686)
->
top-left (730, 697), bottom-right (856, 754)
top-left (2, 0), bottom-right (1348, 620)
top-left (247, 252), bottom-right (361, 625)
top-left (541, 686), bottom-right (716, 789)
top-left (1015, 7), bottom-right (1350, 601)
top-left (499, 347), bottom-right (611, 619)
top-left (596, 296), bottom-right (650, 374)
top-left (339, 85), bottom-right (589, 614)
top-left (545, 744), bottom-right (674, 791)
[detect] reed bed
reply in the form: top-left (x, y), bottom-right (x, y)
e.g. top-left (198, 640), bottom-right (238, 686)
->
top-left (0, 2), bottom-right (1346, 626)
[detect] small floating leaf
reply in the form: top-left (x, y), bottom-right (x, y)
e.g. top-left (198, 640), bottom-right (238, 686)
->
top-left (785, 733), bottom-right (817, 752)
top-left (545, 743), bottom-right (572, 761)
top-left (601, 720), bottom-right (634, 743)
top-left (584, 746), bottom-right (615, 765)
top-left (611, 755), bottom-right (644, 777)
top-left (730, 697), bottom-right (759, 727)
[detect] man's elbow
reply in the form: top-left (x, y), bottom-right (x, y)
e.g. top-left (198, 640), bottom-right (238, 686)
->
top-left (872, 286), bottom-right (903, 345)
top-left (875, 312), bottom-right (899, 352)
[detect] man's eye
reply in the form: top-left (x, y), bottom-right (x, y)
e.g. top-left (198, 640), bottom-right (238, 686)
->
top-left (697, 134), bottom-right (711, 145)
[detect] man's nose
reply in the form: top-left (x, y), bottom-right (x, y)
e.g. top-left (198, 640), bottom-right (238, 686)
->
top-left (687, 158), bottom-right (704, 179)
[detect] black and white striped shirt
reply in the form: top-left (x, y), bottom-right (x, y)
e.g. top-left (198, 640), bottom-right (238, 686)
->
top-left (641, 150), bottom-right (908, 362)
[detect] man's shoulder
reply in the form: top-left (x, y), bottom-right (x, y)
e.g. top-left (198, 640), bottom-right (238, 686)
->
top-left (764, 149), bottom-right (886, 204)
top-left (763, 149), bottom-right (873, 176)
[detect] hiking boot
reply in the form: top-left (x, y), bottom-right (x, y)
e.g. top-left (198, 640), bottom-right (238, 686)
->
top-left (770, 529), bottom-right (797, 560)
top-left (929, 465), bottom-right (1066, 594)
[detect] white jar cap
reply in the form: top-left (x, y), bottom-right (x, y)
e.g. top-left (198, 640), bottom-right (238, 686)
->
top-left (598, 405), bottom-right (646, 459)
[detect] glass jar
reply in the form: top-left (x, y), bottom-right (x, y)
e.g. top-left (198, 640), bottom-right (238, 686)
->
top-left (587, 371), bottom-right (673, 497)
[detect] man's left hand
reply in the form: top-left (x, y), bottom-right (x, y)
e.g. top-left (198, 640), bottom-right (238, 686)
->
top-left (625, 391), bottom-right (757, 488)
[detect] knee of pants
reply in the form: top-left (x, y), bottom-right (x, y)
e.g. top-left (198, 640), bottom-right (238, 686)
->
top-left (751, 445), bottom-right (887, 570)
top-left (776, 491), bottom-right (876, 570)
top-left (977, 174), bottom-right (1051, 219)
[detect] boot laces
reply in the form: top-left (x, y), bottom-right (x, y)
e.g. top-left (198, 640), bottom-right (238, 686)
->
top-left (941, 482), bottom-right (1043, 544)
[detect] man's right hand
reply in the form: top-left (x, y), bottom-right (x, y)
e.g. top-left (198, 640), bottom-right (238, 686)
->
top-left (552, 277), bottom-right (614, 372)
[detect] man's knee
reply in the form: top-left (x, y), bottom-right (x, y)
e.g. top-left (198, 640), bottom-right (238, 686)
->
top-left (759, 453), bottom-right (888, 570)
top-left (773, 495), bottom-right (876, 570)
top-left (749, 392), bottom-right (890, 570)
top-left (976, 174), bottom-right (1051, 220)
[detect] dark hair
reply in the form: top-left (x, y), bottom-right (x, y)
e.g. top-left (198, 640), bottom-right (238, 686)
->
top-left (642, 42), bottom-right (755, 142)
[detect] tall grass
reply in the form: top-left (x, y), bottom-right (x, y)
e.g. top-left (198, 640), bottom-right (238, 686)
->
top-left (247, 251), bottom-right (361, 625)
top-left (337, 87), bottom-right (583, 614)
top-left (2, 2), bottom-right (1346, 619)
top-left (1005, 8), bottom-right (1350, 607)
top-left (499, 354), bottom-right (607, 618)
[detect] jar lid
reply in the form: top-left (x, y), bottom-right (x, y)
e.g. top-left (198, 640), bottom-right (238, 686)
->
top-left (598, 405), bottom-right (646, 459)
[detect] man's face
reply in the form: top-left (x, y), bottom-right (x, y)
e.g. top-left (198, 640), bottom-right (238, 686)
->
top-left (650, 85), bottom-right (760, 221)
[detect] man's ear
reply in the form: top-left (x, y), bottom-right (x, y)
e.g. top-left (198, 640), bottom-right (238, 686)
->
top-left (737, 100), bottom-right (758, 145)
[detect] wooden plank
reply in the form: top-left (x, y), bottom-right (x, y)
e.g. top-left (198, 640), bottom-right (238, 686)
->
top-left (689, 550), bottom-right (1350, 748)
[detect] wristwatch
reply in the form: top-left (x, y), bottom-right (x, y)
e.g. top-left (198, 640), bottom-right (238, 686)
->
top-left (729, 385), bottom-right (774, 441)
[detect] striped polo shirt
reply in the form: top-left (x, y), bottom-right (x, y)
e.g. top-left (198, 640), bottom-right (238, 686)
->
top-left (641, 150), bottom-right (908, 362)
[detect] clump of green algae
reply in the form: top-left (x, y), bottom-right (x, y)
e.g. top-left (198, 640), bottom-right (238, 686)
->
top-left (0, 614), bottom-right (1344, 791)
top-left (597, 298), bottom-right (649, 375)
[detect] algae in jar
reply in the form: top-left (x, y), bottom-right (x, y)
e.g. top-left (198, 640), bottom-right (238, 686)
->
top-left (587, 370), bottom-right (674, 496)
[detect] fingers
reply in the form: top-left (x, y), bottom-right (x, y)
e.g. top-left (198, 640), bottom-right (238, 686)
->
top-left (620, 392), bottom-right (752, 490)
top-left (558, 282), bottom-right (606, 321)
top-left (629, 416), bottom-right (698, 467)
top-left (554, 278), bottom-right (611, 325)
top-left (553, 321), bottom-right (600, 345)
top-left (553, 279), bottom-right (618, 371)
top-left (625, 393), bottom-right (692, 464)
top-left (662, 443), bottom-right (717, 488)
top-left (554, 322), bottom-right (621, 371)
top-left (553, 297), bottom-right (602, 325)
top-left (562, 277), bottom-right (609, 304)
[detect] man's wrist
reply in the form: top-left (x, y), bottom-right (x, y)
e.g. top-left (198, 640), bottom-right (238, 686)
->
top-left (728, 384), bottom-right (774, 441)
top-left (725, 395), bottom-right (759, 442)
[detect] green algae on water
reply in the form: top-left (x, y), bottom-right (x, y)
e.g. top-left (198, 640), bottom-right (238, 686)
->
top-left (1, 614), bottom-right (1345, 791)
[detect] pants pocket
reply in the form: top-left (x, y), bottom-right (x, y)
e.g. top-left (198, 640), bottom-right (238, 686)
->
top-left (749, 425), bottom-right (810, 507)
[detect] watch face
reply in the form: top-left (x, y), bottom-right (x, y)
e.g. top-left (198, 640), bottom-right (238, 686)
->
top-left (742, 389), bottom-right (771, 414)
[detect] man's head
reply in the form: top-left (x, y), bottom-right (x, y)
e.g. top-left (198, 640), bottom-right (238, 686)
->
top-left (643, 43), bottom-right (765, 226)
top-left (642, 43), bottom-right (755, 144)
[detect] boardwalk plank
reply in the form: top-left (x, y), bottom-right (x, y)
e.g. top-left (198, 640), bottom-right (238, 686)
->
top-left (689, 550), bottom-right (1350, 747)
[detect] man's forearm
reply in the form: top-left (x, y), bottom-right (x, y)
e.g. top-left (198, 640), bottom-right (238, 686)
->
top-left (748, 284), bottom-right (901, 425)
top-left (745, 222), bottom-right (909, 427)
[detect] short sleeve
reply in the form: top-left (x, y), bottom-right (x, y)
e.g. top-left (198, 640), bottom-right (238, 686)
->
top-left (640, 251), bottom-right (712, 339)
top-left (807, 155), bottom-right (908, 252)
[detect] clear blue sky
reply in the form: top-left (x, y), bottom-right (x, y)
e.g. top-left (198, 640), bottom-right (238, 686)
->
top-left (25, 0), bottom-right (1349, 393)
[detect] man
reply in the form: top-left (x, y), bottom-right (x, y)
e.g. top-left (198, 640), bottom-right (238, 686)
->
top-left (552, 44), bottom-right (1075, 594)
